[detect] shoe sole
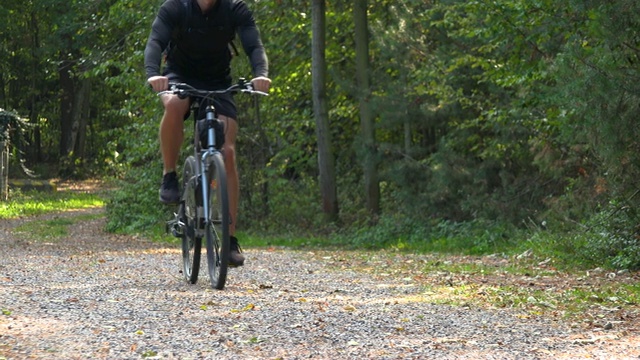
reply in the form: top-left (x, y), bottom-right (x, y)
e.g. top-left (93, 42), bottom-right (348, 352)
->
top-left (229, 253), bottom-right (245, 267)
top-left (159, 191), bottom-right (180, 205)
top-left (159, 197), bottom-right (180, 205)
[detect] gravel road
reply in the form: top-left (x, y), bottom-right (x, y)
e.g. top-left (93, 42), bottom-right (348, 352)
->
top-left (1, 209), bottom-right (639, 359)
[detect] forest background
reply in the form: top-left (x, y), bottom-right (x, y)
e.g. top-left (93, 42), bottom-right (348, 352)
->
top-left (2, 0), bottom-right (640, 271)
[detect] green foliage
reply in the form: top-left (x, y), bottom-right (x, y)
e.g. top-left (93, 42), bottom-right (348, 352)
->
top-left (552, 0), bottom-right (640, 197)
top-left (5, 0), bottom-right (640, 271)
top-left (0, 109), bottom-right (30, 143)
top-left (241, 174), bottom-right (324, 233)
top-left (0, 0), bottom-right (159, 177)
top-left (578, 202), bottom-right (640, 270)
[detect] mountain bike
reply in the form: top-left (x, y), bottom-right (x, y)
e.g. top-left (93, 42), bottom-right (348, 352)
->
top-left (164, 79), bottom-right (267, 290)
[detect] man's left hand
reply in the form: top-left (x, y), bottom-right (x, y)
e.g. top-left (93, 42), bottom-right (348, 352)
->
top-left (251, 77), bottom-right (271, 93)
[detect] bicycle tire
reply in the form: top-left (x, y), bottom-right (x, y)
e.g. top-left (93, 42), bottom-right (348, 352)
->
top-left (205, 152), bottom-right (230, 290)
top-left (181, 156), bottom-right (201, 284)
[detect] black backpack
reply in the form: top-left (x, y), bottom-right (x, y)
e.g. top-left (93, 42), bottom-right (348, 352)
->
top-left (178, 0), bottom-right (239, 56)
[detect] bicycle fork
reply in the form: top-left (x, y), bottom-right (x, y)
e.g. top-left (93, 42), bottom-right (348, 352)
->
top-left (198, 107), bottom-right (219, 229)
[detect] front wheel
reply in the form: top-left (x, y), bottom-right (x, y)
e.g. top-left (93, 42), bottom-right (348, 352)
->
top-left (205, 152), bottom-right (230, 290)
top-left (181, 156), bottom-right (201, 284)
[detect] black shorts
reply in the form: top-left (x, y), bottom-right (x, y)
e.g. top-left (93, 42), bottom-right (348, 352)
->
top-left (163, 71), bottom-right (238, 120)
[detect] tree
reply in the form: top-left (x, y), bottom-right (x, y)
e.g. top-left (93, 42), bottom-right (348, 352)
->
top-left (311, 0), bottom-right (339, 221)
top-left (354, 0), bottom-right (379, 216)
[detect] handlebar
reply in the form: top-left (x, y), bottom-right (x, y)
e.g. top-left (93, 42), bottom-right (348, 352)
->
top-left (157, 78), bottom-right (269, 99)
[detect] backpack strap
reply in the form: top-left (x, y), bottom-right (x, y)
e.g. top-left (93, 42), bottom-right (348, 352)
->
top-left (176, 0), bottom-right (239, 56)
top-left (180, 0), bottom-right (189, 26)
top-left (220, 0), bottom-right (240, 56)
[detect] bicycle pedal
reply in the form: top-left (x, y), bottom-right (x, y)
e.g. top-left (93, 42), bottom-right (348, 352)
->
top-left (166, 215), bottom-right (185, 238)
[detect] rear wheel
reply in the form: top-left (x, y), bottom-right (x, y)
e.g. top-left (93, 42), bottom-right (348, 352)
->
top-left (205, 152), bottom-right (229, 290)
top-left (181, 156), bottom-right (201, 284)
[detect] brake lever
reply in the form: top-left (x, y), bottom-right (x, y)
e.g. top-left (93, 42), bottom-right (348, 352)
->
top-left (176, 89), bottom-right (189, 99)
top-left (157, 83), bottom-right (180, 97)
top-left (241, 83), bottom-right (268, 96)
top-left (241, 87), bottom-right (269, 96)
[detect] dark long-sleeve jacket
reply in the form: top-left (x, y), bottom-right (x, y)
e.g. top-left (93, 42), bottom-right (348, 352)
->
top-left (144, 0), bottom-right (268, 84)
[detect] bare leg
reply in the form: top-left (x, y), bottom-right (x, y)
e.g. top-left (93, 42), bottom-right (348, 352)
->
top-left (219, 115), bottom-right (239, 236)
top-left (159, 94), bottom-right (190, 174)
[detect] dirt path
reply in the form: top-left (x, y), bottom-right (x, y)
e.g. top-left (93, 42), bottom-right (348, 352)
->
top-left (1, 208), bottom-right (639, 359)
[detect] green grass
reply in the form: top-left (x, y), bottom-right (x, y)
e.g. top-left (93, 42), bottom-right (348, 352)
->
top-left (1, 189), bottom-right (106, 242)
top-left (13, 214), bottom-right (103, 242)
top-left (0, 190), bottom-right (104, 219)
top-left (422, 275), bottom-right (640, 320)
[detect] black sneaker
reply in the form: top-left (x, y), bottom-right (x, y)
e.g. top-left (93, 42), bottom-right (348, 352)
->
top-left (159, 171), bottom-right (180, 204)
top-left (229, 236), bottom-right (245, 267)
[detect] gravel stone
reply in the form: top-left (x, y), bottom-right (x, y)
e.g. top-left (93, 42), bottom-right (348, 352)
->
top-left (1, 209), bottom-right (639, 359)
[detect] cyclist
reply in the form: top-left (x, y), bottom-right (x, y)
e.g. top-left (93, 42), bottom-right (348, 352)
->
top-left (144, 0), bottom-right (271, 266)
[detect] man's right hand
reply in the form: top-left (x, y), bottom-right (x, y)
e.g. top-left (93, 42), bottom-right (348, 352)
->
top-left (148, 76), bottom-right (169, 92)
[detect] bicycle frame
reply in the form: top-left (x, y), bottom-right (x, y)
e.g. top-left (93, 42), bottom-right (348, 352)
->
top-left (195, 105), bottom-right (220, 235)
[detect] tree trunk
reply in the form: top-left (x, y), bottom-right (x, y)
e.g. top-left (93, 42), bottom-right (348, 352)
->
top-left (72, 77), bottom-right (91, 159)
top-left (311, 0), bottom-right (339, 221)
top-left (0, 72), bottom-right (5, 109)
top-left (354, 0), bottom-right (380, 215)
top-left (58, 51), bottom-right (75, 158)
top-left (30, 9), bottom-right (42, 162)
top-left (0, 141), bottom-right (8, 201)
top-left (404, 120), bottom-right (411, 154)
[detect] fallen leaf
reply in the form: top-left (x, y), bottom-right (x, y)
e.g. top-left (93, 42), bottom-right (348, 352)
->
top-left (231, 303), bottom-right (256, 313)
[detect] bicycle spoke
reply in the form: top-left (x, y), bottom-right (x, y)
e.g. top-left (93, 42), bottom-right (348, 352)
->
top-left (205, 153), bottom-right (229, 290)
top-left (181, 156), bottom-right (201, 284)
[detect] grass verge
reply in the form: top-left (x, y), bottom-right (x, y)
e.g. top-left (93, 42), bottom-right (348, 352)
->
top-left (0, 190), bottom-right (104, 219)
top-left (12, 213), bottom-right (103, 242)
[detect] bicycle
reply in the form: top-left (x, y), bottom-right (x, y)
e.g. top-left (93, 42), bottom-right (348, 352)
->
top-left (163, 78), bottom-right (267, 290)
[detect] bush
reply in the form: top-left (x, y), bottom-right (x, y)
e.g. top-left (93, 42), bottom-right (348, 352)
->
top-left (580, 203), bottom-right (640, 270)
top-left (334, 213), bottom-right (519, 255)
top-left (104, 164), bottom-right (171, 236)
top-left (103, 116), bottom-right (170, 238)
